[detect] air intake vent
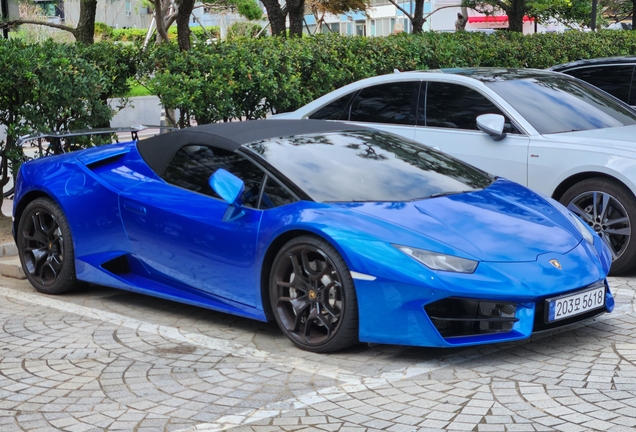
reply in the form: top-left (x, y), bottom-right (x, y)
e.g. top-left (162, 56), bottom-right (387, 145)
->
top-left (425, 298), bottom-right (518, 338)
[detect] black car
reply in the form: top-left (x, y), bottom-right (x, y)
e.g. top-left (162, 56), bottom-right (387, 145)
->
top-left (549, 56), bottom-right (636, 107)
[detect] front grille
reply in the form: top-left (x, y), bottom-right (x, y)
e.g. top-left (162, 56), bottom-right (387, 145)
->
top-left (425, 298), bottom-right (518, 338)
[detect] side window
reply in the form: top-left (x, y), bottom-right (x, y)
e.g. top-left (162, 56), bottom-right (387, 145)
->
top-left (423, 82), bottom-right (518, 133)
top-left (349, 82), bottom-right (418, 125)
top-left (565, 65), bottom-right (635, 105)
top-left (260, 176), bottom-right (296, 209)
top-left (309, 92), bottom-right (356, 120)
top-left (162, 145), bottom-right (264, 209)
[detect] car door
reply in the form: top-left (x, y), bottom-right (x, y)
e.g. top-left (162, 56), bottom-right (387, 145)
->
top-left (414, 81), bottom-right (530, 185)
top-left (310, 81), bottom-right (420, 141)
top-left (119, 145), bottom-right (266, 307)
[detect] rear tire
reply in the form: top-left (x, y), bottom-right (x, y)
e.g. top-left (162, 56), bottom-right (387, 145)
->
top-left (560, 178), bottom-right (636, 275)
top-left (17, 197), bottom-right (80, 294)
top-left (269, 235), bottom-right (359, 353)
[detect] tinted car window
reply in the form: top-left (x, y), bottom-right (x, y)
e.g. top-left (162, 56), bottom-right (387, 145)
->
top-left (246, 131), bottom-right (494, 202)
top-left (309, 92), bottom-right (356, 120)
top-left (260, 176), bottom-right (296, 209)
top-left (563, 65), bottom-right (635, 105)
top-left (424, 82), bottom-right (511, 131)
top-left (163, 145), bottom-right (264, 209)
top-left (487, 75), bottom-right (636, 134)
top-left (349, 82), bottom-right (418, 125)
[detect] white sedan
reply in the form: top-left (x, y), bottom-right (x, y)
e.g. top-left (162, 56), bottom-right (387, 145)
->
top-left (273, 68), bottom-right (636, 274)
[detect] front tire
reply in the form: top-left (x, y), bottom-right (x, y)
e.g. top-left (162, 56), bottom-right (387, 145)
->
top-left (17, 197), bottom-right (80, 294)
top-left (560, 178), bottom-right (636, 275)
top-left (269, 235), bottom-right (358, 353)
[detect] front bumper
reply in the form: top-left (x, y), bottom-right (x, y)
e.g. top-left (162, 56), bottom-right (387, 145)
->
top-left (354, 241), bottom-right (612, 348)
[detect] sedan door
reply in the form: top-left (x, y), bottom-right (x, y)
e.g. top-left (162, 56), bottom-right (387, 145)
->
top-left (414, 81), bottom-right (530, 185)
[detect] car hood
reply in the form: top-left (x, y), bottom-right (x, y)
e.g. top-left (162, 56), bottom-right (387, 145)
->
top-left (543, 124), bottom-right (636, 152)
top-left (339, 179), bottom-right (581, 262)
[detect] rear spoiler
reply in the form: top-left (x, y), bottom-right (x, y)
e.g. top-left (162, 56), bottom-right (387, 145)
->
top-left (15, 124), bottom-right (177, 151)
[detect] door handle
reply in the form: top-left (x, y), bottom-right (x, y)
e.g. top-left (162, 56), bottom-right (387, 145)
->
top-left (123, 202), bottom-right (147, 215)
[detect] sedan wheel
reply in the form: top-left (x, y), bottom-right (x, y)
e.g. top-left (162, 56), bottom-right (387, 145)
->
top-left (561, 178), bottom-right (636, 275)
top-left (18, 198), bottom-right (80, 294)
top-left (270, 236), bottom-right (358, 353)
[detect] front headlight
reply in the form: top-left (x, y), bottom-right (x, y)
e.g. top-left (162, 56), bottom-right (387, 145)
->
top-left (394, 245), bottom-right (478, 273)
top-left (569, 212), bottom-right (594, 245)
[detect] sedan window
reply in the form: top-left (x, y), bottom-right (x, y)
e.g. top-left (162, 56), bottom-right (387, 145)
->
top-left (308, 92), bottom-right (356, 120)
top-left (423, 82), bottom-right (519, 133)
top-left (163, 145), bottom-right (266, 209)
top-left (349, 82), bottom-right (419, 125)
top-left (487, 76), bottom-right (636, 134)
top-left (562, 65), bottom-right (635, 106)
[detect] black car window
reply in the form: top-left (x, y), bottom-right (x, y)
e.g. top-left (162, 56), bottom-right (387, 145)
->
top-left (349, 82), bottom-right (418, 125)
top-left (163, 145), bottom-right (265, 209)
top-left (563, 65), bottom-right (635, 105)
top-left (260, 175), bottom-right (296, 209)
top-left (309, 92), bottom-right (356, 120)
top-left (423, 82), bottom-right (516, 132)
top-left (246, 130), bottom-right (494, 203)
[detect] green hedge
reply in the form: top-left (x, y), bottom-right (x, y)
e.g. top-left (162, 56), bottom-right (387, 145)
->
top-left (110, 26), bottom-right (221, 43)
top-left (137, 30), bottom-right (636, 126)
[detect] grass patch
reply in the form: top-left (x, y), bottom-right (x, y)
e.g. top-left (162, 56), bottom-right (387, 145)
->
top-left (127, 83), bottom-right (153, 97)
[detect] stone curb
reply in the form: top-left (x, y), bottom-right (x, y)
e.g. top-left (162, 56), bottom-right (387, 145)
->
top-left (0, 242), bottom-right (25, 280)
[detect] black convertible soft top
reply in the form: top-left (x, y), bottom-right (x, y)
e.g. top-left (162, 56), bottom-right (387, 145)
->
top-left (136, 119), bottom-right (370, 176)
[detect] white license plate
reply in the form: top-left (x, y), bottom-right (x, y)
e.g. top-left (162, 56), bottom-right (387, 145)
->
top-left (547, 286), bottom-right (605, 322)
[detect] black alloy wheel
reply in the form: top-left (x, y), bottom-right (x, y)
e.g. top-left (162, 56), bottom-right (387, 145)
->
top-left (18, 197), bottom-right (80, 294)
top-left (561, 178), bottom-right (636, 275)
top-left (270, 235), bottom-right (358, 353)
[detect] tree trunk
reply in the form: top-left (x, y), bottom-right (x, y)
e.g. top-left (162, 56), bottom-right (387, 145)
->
top-left (632, 0), bottom-right (635, 30)
top-left (287, 0), bottom-right (304, 37)
top-left (411, 0), bottom-right (425, 33)
top-left (506, 0), bottom-right (526, 33)
top-left (175, 0), bottom-right (195, 51)
top-left (75, 0), bottom-right (98, 44)
top-left (261, 0), bottom-right (287, 36)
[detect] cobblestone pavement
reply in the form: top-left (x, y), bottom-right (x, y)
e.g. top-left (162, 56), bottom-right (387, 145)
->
top-left (0, 273), bottom-right (636, 432)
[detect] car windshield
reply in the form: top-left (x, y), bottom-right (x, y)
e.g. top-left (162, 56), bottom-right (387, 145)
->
top-left (245, 130), bottom-right (494, 202)
top-left (486, 76), bottom-right (636, 134)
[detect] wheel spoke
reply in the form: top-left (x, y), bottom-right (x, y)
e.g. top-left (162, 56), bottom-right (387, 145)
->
top-left (301, 247), bottom-right (327, 278)
top-left (567, 202), bottom-right (593, 224)
top-left (305, 305), bottom-right (334, 338)
top-left (606, 216), bottom-right (629, 226)
top-left (591, 192), bottom-right (600, 221)
top-left (598, 193), bottom-right (611, 221)
top-left (288, 254), bottom-right (309, 284)
top-left (600, 233), bottom-right (619, 260)
top-left (605, 227), bottom-right (631, 236)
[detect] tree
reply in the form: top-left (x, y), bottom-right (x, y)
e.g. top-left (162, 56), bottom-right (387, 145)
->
top-left (1, 0), bottom-right (98, 43)
top-left (601, 0), bottom-right (635, 29)
top-left (307, 0), bottom-right (367, 33)
top-left (462, 0), bottom-right (528, 32)
top-left (260, 0), bottom-right (287, 36)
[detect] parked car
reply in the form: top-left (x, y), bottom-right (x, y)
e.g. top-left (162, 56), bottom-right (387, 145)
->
top-left (273, 68), bottom-right (636, 274)
top-left (549, 56), bottom-right (636, 107)
top-left (14, 120), bottom-right (613, 352)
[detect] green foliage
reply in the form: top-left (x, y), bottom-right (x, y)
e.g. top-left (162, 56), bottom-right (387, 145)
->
top-left (0, 40), bottom-right (138, 189)
top-left (235, 0), bottom-right (263, 20)
top-left (227, 22), bottom-right (263, 39)
top-left (112, 28), bottom-right (150, 42)
top-left (138, 31), bottom-right (636, 121)
top-left (94, 22), bottom-right (115, 41)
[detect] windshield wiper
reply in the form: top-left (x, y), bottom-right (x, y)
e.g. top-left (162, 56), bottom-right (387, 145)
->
top-left (429, 190), bottom-right (471, 198)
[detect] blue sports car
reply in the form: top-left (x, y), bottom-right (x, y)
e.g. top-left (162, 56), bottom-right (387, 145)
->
top-left (13, 120), bottom-right (614, 353)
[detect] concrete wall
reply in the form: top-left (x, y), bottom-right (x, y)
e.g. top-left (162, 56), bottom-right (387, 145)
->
top-left (110, 96), bottom-right (163, 127)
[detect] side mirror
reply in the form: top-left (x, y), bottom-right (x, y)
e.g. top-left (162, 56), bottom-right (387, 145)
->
top-left (209, 169), bottom-right (245, 220)
top-left (477, 114), bottom-right (507, 142)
